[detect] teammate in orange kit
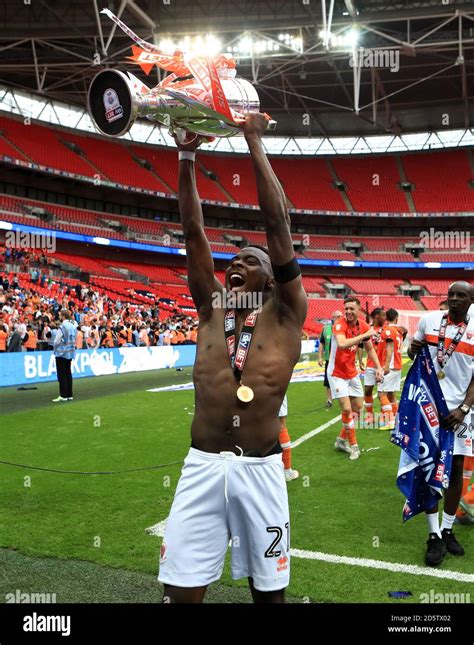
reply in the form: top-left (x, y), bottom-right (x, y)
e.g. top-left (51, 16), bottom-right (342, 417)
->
top-left (378, 308), bottom-right (407, 429)
top-left (363, 308), bottom-right (388, 425)
top-left (329, 297), bottom-right (383, 460)
top-left (278, 394), bottom-right (299, 482)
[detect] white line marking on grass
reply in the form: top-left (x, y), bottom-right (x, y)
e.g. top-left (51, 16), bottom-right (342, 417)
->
top-left (290, 548), bottom-right (474, 583)
top-left (146, 519), bottom-right (473, 582)
top-left (291, 414), bottom-right (341, 449)
top-left (146, 519), bottom-right (167, 536)
top-left (147, 382), bottom-right (194, 393)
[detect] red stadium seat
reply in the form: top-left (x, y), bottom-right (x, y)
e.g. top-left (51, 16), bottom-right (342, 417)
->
top-left (402, 150), bottom-right (473, 212)
top-left (0, 115), bottom-right (472, 213)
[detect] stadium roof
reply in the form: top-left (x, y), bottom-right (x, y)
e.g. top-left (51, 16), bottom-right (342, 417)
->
top-left (0, 0), bottom-right (473, 137)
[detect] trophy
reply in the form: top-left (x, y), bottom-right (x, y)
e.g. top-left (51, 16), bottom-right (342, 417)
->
top-left (88, 9), bottom-right (276, 142)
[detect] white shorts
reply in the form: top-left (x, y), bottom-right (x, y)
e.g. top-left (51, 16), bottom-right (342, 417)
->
top-left (279, 395), bottom-right (288, 418)
top-left (378, 370), bottom-right (402, 393)
top-left (454, 412), bottom-right (473, 457)
top-left (327, 374), bottom-right (363, 400)
top-left (364, 367), bottom-right (377, 387)
top-left (158, 447), bottom-right (290, 592)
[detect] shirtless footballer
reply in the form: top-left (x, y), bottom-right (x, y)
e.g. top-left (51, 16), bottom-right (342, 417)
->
top-left (158, 113), bottom-right (307, 603)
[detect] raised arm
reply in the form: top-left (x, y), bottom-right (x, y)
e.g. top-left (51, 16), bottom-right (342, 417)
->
top-left (335, 328), bottom-right (373, 350)
top-left (244, 114), bottom-right (307, 326)
top-left (176, 137), bottom-right (224, 315)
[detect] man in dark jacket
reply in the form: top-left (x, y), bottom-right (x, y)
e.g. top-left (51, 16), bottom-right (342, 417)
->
top-left (7, 326), bottom-right (23, 352)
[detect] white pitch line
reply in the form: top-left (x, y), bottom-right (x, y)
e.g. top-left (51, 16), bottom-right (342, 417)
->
top-left (146, 519), bottom-right (167, 536)
top-left (290, 548), bottom-right (474, 583)
top-left (291, 414), bottom-right (341, 448)
top-left (146, 520), bottom-right (473, 583)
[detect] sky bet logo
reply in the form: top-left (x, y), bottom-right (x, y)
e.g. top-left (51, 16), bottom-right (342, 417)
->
top-left (434, 463), bottom-right (445, 483)
top-left (408, 383), bottom-right (440, 428)
top-left (240, 333), bottom-right (251, 347)
top-left (421, 402), bottom-right (439, 428)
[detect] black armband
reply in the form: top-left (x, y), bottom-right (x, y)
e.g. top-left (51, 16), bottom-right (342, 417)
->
top-left (271, 257), bottom-right (301, 283)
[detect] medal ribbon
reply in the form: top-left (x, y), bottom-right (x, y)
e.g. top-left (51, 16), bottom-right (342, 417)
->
top-left (437, 313), bottom-right (469, 369)
top-left (224, 309), bottom-right (259, 382)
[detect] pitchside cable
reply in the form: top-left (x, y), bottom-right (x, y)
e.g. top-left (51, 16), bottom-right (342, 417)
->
top-left (0, 460), bottom-right (183, 475)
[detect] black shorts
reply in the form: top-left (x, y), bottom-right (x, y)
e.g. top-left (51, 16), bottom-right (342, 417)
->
top-left (323, 360), bottom-right (330, 388)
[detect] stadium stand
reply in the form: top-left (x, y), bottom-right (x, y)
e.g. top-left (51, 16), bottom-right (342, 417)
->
top-left (7, 193), bottom-right (469, 264)
top-left (1, 115), bottom-right (472, 212)
top-left (402, 150), bottom-right (473, 212)
top-left (360, 252), bottom-right (416, 262)
top-left (130, 144), bottom-right (178, 192)
top-left (362, 237), bottom-right (420, 250)
top-left (0, 115), bottom-right (96, 176)
top-left (196, 154), bottom-right (258, 204)
top-left (302, 249), bottom-right (355, 260)
top-left (0, 132), bottom-right (29, 161)
top-left (64, 132), bottom-right (169, 191)
top-left (331, 156), bottom-right (409, 212)
top-left (421, 296), bottom-right (446, 309)
top-left (415, 279), bottom-right (457, 295)
top-left (266, 157), bottom-right (348, 211)
top-left (357, 295), bottom-right (421, 310)
top-left (419, 252), bottom-right (474, 263)
top-left (331, 277), bottom-right (405, 294)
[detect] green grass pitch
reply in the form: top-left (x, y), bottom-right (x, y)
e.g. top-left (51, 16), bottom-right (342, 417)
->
top-left (0, 361), bottom-right (472, 604)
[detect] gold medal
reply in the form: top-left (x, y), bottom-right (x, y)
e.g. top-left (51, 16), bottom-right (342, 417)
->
top-left (437, 370), bottom-right (446, 380)
top-left (237, 384), bottom-right (254, 403)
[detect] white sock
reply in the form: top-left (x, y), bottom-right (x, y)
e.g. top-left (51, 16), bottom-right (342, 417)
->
top-left (440, 511), bottom-right (456, 532)
top-left (426, 512), bottom-right (441, 537)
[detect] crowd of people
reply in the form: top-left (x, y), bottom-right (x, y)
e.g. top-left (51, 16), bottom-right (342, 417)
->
top-left (2, 246), bottom-right (50, 268)
top-left (0, 271), bottom-right (198, 353)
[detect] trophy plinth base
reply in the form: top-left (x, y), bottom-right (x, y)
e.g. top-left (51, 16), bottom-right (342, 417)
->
top-left (88, 69), bottom-right (135, 137)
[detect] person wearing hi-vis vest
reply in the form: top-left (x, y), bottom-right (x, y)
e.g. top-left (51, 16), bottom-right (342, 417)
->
top-left (52, 309), bottom-right (77, 403)
top-left (75, 327), bottom-right (84, 350)
top-left (101, 327), bottom-right (114, 348)
top-left (23, 324), bottom-right (38, 351)
top-left (0, 323), bottom-right (7, 352)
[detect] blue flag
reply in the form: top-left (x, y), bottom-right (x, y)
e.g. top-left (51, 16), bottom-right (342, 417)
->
top-left (391, 347), bottom-right (454, 521)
